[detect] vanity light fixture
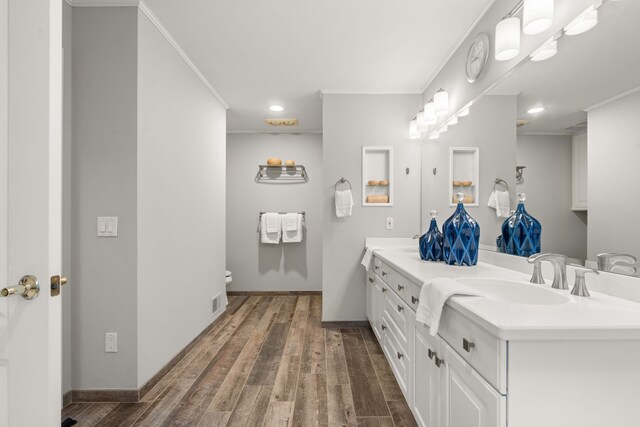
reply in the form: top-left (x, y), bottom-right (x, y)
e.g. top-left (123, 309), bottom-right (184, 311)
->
top-left (269, 105), bottom-right (284, 112)
top-left (428, 132), bottom-right (440, 140)
top-left (409, 118), bottom-right (421, 139)
top-left (564, 3), bottom-right (599, 36)
top-left (424, 100), bottom-right (437, 125)
top-left (523, 0), bottom-right (554, 35)
top-left (448, 116), bottom-right (458, 126)
top-left (458, 106), bottom-right (470, 117)
top-left (416, 110), bottom-right (429, 131)
top-left (434, 89), bottom-right (449, 116)
top-left (530, 37), bottom-right (558, 61)
top-left (439, 124), bottom-right (449, 133)
top-left (527, 106), bottom-right (545, 114)
top-left (495, 16), bottom-right (521, 61)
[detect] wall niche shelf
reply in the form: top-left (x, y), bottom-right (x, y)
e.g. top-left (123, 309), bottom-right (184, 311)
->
top-left (449, 147), bottom-right (479, 207)
top-left (362, 146), bottom-right (393, 206)
top-left (255, 165), bottom-right (308, 183)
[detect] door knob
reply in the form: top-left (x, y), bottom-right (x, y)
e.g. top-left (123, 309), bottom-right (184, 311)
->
top-left (51, 275), bottom-right (68, 297)
top-left (1, 275), bottom-right (40, 300)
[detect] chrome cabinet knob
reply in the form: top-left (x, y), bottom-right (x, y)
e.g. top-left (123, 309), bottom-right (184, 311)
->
top-left (368, 277), bottom-right (374, 283)
top-left (411, 296), bottom-right (419, 304)
top-left (428, 349), bottom-right (434, 360)
top-left (397, 284), bottom-right (404, 291)
top-left (397, 351), bottom-right (404, 360)
top-left (435, 356), bottom-right (444, 368)
top-left (397, 305), bottom-right (404, 312)
top-left (382, 288), bottom-right (387, 293)
top-left (381, 271), bottom-right (388, 276)
top-left (381, 324), bottom-right (387, 331)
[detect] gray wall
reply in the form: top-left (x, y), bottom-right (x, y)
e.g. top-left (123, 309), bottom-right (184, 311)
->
top-left (226, 133), bottom-right (323, 292)
top-left (71, 6), bottom-right (139, 389)
top-left (136, 11), bottom-right (227, 386)
top-left (517, 134), bottom-right (587, 260)
top-left (421, 95), bottom-right (517, 248)
top-left (322, 94), bottom-right (423, 321)
top-left (62, 0), bottom-right (72, 396)
top-left (588, 90), bottom-right (640, 261)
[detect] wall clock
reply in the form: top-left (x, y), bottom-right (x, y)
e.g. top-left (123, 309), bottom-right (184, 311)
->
top-left (466, 33), bottom-right (490, 83)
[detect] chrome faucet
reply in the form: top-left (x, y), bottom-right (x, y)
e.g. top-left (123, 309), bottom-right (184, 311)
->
top-left (597, 253), bottom-right (638, 275)
top-left (571, 266), bottom-right (599, 297)
top-left (528, 253), bottom-right (569, 290)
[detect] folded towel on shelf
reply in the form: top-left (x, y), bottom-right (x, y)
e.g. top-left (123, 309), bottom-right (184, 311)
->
top-left (335, 189), bottom-right (354, 218)
top-left (264, 212), bottom-right (281, 233)
top-left (261, 213), bottom-right (281, 244)
top-left (416, 277), bottom-right (481, 336)
top-left (361, 246), bottom-right (383, 271)
top-left (488, 190), bottom-right (511, 218)
top-left (283, 213), bottom-right (299, 232)
top-left (282, 214), bottom-right (304, 243)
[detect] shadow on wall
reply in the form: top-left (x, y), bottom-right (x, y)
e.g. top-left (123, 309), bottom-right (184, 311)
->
top-left (258, 239), bottom-right (308, 279)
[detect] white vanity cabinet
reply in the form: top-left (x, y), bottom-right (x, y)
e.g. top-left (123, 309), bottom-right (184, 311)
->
top-left (365, 270), bottom-right (385, 341)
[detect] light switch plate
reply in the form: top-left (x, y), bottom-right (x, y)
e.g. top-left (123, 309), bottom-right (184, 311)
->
top-left (97, 217), bottom-right (118, 237)
top-left (386, 217), bottom-right (394, 230)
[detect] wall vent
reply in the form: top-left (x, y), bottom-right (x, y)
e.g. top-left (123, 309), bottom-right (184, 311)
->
top-left (212, 294), bottom-right (221, 314)
top-left (265, 118), bottom-right (299, 127)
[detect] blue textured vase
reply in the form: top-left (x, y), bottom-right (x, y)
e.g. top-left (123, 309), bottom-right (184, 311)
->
top-left (419, 210), bottom-right (443, 262)
top-left (443, 193), bottom-right (480, 266)
top-left (501, 193), bottom-right (542, 258)
top-left (496, 235), bottom-right (506, 253)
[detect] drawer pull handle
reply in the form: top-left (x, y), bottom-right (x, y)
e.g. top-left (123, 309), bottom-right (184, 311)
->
top-left (397, 284), bottom-right (404, 291)
top-left (435, 356), bottom-right (444, 368)
top-left (397, 351), bottom-right (404, 360)
top-left (381, 324), bottom-right (387, 331)
top-left (382, 288), bottom-right (387, 293)
top-left (463, 338), bottom-right (475, 353)
top-left (381, 271), bottom-right (388, 276)
top-left (411, 296), bottom-right (419, 304)
top-left (428, 349), bottom-right (434, 360)
top-left (374, 265), bottom-right (380, 270)
top-left (397, 305), bottom-right (404, 312)
top-left (368, 277), bottom-right (374, 283)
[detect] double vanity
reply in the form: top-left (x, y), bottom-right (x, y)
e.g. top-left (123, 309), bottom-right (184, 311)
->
top-left (365, 239), bottom-right (640, 427)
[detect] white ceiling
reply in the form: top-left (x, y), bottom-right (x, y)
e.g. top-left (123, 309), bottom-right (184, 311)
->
top-left (490, 1), bottom-right (640, 135)
top-left (143, 0), bottom-right (494, 132)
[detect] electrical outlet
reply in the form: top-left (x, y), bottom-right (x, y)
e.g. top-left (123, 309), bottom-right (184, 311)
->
top-left (386, 217), bottom-right (394, 230)
top-left (105, 332), bottom-right (118, 353)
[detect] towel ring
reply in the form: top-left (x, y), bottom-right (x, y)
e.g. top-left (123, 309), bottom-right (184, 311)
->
top-left (494, 178), bottom-right (509, 191)
top-left (335, 177), bottom-right (352, 191)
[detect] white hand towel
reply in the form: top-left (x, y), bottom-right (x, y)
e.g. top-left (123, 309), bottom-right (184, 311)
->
top-left (282, 214), bottom-right (303, 243)
top-left (261, 214), bottom-right (281, 244)
top-left (361, 247), bottom-right (383, 271)
top-left (265, 213), bottom-right (281, 233)
top-left (415, 277), bottom-right (481, 336)
top-left (283, 213), bottom-right (299, 232)
top-left (335, 189), bottom-right (354, 218)
top-left (488, 190), bottom-right (511, 218)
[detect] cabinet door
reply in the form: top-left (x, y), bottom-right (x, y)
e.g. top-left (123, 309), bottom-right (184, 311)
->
top-left (366, 273), bottom-right (374, 324)
top-left (414, 328), bottom-right (441, 427)
top-left (371, 277), bottom-right (384, 341)
top-left (441, 343), bottom-right (506, 427)
top-left (572, 132), bottom-right (588, 210)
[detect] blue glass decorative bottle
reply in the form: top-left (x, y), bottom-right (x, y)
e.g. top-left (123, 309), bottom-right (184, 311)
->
top-left (443, 192), bottom-right (481, 266)
top-left (419, 210), bottom-right (443, 262)
top-left (501, 193), bottom-right (542, 258)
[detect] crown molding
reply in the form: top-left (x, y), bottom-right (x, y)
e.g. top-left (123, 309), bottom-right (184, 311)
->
top-left (584, 86), bottom-right (640, 112)
top-left (138, 1), bottom-right (229, 109)
top-left (420, 0), bottom-right (497, 94)
top-left (65, 0), bottom-right (140, 6)
top-left (319, 90), bottom-right (421, 99)
top-left (65, 0), bottom-right (229, 110)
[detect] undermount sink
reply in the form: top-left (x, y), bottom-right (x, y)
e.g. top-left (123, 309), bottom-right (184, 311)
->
top-left (456, 278), bottom-right (570, 306)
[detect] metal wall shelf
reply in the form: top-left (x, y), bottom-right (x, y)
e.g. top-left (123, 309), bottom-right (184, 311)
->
top-left (255, 165), bottom-right (308, 183)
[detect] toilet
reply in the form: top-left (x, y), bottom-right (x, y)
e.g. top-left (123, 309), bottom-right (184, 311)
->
top-left (225, 270), bottom-right (232, 286)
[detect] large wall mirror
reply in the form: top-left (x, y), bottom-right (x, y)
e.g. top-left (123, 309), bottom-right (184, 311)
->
top-left (422, 0), bottom-right (640, 277)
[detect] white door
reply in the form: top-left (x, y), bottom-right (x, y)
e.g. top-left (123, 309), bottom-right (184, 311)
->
top-left (0, 0), bottom-right (63, 426)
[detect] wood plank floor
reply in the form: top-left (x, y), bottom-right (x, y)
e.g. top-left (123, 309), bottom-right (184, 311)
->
top-left (62, 295), bottom-right (418, 426)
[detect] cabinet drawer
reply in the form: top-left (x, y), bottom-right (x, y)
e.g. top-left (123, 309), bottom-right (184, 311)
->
top-left (383, 313), bottom-right (410, 398)
top-left (438, 307), bottom-right (506, 394)
top-left (373, 256), bottom-right (383, 276)
top-left (382, 262), bottom-right (422, 309)
top-left (383, 284), bottom-right (411, 348)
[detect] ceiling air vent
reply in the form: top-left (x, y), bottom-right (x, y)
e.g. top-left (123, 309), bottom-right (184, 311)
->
top-left (516, 119), bottom-right (530, 128)
top-left (265, 118), bottom-right (299, 127)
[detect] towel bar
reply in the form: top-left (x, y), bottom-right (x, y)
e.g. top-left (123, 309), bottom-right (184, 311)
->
top-left (257, 211), bottom-right (306, 232)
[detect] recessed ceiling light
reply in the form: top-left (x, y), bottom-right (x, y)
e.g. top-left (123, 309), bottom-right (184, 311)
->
top-left (527, 106), bottom-right (545, 114)
top-left (270, 105), bottom-right (284, 112)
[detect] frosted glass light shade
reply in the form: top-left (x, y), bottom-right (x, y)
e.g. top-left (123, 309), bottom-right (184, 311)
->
top-left (523, 0), bottom-right (554, 35)
top-left (448, 116), bottom-right (458, 126)
top-left (439, 125), bottom-right (449, 133)
top-left (530, 39), bottom-right (557, 61)
top-left (424, 101), bottom-right (437, 125)
top-left (458, 107), bottom-right (470, 117)
top-left (565, 6), bottom-right (598, 36)
top-left (410, 119), bottom-right (420, 139)
top-left (434, 90), bottom-right (449, 116)
top-left (416, 111), bottom-right (428, 131)
top-left (495, 17), bottom-right (521, 61)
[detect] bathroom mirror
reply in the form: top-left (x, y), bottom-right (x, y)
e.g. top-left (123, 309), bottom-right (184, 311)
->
top-left (423, 0), bottom-right (640, 276)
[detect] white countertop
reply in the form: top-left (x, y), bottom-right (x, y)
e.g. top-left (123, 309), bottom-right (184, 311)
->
top-left (368, 240), bottom-right (640, 341)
